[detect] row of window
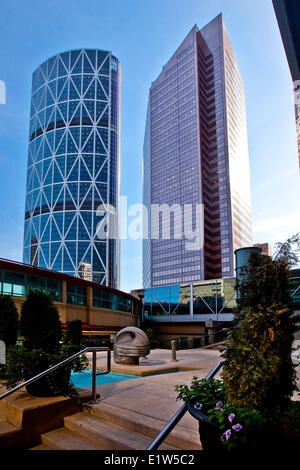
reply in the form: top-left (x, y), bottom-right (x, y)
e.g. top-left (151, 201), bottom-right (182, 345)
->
top-left (151, 115), bottom-right (196, 152)
top-left (151, 106), bottom-right (196, 143)
top-left (151, 141), bottom-right (197, 171)
top-left (0, 270), bottom-right (62, 302)
top-left (151, 88), bottom-right (196, 124)
top-left (151, 66), bottom-right (195, 105)
top-left (152, 130), bottom-right (197, 161)
top-left (0, 269), bottom-right (132, 313)
top-left (151, 75), bottom-right (195, 112)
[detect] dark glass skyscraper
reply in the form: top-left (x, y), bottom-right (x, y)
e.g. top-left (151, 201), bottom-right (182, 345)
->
top-left (143, 14), bottom-right (252, 288)
top-left (23, 49), bottom-right (121, 288)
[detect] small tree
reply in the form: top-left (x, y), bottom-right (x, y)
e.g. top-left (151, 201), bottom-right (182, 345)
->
top-left (5, 290), bottom-right (88, 397)
top-left (0, 295), bottom-right (19, 347)
top-left (20, 290), bottom-right (62, 353)
top-left (63, 319), bottom-right (82, 347)
top-left (236, 251), bottom-right (292, 312)
top-left (222, 234), bottom-right (299, 413)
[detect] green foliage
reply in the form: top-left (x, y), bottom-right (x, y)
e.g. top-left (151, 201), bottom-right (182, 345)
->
top-left (63, 319), bottom-right (82, 347)
top-left (222, 304), bottom-right (296, 411)
top-left (0, 295), bottom-right (18, 347)
top-left (20, 290), bottom-right (62, 353)
top-left (223, 247), bottom-right (297, 413)
top-left (175, 378), bottom-right (225, 412)
top-left (207, 403), bottom-right (268, 450)
top-left (175, 377), bottom-right (269, 450)
top-left (236, 251), bottom-right (292, 312)
top-left (5, 344), bottom-right (87, 400)
top-left (282, 401), bottom-right (300, 433)
top-left (5, 290), bottom-right (88, 398)
top-left (274, 232), bottom-right (300, 266)
top-left (145, 328), bottom-right (154, 340)
top-left (175, 234), bottom-right (300, 450)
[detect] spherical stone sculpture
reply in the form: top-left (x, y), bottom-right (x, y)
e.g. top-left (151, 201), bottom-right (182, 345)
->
top-left (113, 327), bottom-right (150, 365)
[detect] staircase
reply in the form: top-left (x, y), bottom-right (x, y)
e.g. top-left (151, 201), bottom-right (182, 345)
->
top-left (31, 402), bottom-right (201, 450)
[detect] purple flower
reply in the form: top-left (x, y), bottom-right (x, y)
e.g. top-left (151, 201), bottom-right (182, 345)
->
top-left (194, 403), bottom-right (202, 410)
top-left (220, 429), bottom-right (231, 441)
top-left (176, 394), bottom-right (180, 401)
top-left (232, 423), bottom-right (242, 432)
top-left (228, 413), bottom-right (235, 423)
top-left (215, 401), bottom-right (223, 410)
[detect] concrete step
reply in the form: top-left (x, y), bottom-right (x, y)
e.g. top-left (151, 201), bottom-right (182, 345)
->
top-left (64, 412), bottom-right (179, 450)
top-left (86, 402), bottom-right (201, 450)
top-left (30, 444), bottom-right (51, 450)
top-left (41, 427), bottom-right (103, 450)
top-left (0, 420), bottom-right (22, 448)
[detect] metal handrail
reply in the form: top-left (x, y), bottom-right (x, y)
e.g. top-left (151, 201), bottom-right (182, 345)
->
top-left (146, 360), bottom-right (223, 450)
top-left (0, 346), bottom-right (111, 404)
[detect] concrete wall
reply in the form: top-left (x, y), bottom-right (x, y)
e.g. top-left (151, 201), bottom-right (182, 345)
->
top-left (148, 322), bottom-right (206, 340)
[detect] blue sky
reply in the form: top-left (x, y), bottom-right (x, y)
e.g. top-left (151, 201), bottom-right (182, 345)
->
top-left (0, 0), bottom-right (299, 293)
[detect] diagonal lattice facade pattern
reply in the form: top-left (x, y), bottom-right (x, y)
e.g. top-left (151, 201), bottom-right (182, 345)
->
top-left (23, 49), bottom-right (121, 288)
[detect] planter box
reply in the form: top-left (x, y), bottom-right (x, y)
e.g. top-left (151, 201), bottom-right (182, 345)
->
top-left (187, 402), bottom-right (222, 451)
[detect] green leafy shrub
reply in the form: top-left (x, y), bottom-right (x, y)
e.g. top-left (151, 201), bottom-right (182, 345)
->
top-left (223, 250), bottom-right (297, 412)
top-left (175, 377), bottom-right (224, 412)
top-left (207, 402), bottom-right (268, 451)
top-left (236, 251), bottom-right (292, 312)
top-left (0, 294), bottom-right (18, 347)
top-left (175, 234), bottom-right (300, 451)
top-left (20, 290), bottom-right (62, 353)
top-left (5, 290), bottom-right (87, 397)
top-left (5, 345), bottom-right (87, 399)
top-left (63, 319), bottom-right (82, 347)
top-left (0, 295), bottom-right (19, 379)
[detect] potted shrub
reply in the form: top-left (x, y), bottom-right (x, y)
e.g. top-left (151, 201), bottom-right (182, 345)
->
top-left (5, 290), bottom-right (87, 397)
top-left (175, 234), bottom-right (300, 451)
top-left (0, 294), bottom-right (18, 379)
top-left (63, 319), bottom-right (83, 349)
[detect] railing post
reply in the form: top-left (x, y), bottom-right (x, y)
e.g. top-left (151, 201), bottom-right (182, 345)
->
top-left (171, 339), bottom-right (178, 362)
top-left (92, 350), bottom-right (98, 404)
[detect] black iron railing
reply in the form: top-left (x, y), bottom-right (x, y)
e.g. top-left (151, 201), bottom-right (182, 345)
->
top-left (0, 346), bottom-right (111, 404)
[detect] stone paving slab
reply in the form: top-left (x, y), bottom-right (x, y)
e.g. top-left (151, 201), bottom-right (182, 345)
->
top-left (83, 348), bottom-right (223, 434)
top-left (83, 346), bottom-right (300, 436)
top-left (87, 347), bottom-right (223, 376)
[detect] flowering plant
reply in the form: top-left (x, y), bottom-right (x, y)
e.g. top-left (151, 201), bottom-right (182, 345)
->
top-left (206, 400), bottom-right (268, 450)
top-left (175, 377), bottom-right (224, 413)
top-left (175, 377), bottom-right (270, 450)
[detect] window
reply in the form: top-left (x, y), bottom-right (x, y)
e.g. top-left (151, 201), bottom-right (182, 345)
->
top-left (93, 288), bottom-right (132, 313)
top-left (67, 284), bottom-right (86, 305)
top-left (0, 270), bottom-right (62, 301)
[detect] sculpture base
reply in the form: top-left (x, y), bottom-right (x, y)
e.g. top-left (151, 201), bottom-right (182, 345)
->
top-left (114, 355), bottom-right (140, 366)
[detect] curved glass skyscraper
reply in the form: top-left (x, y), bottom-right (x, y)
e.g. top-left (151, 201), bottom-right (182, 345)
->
top-left (23, 49), bottom-right (121, 288)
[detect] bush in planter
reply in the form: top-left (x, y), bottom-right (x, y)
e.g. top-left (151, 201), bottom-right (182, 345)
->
top-left (175, 234), bottom-right (300, 451)
top-left (0, 295), bottom-right (19, 378)
top-left (62, 320), bottom-right (89, 374)
top-left (0, 295), bottom-right (19, 347)
top-left (222, 303), bottom-right (296, 412)
top-left (20, 289), bottom-right (62, 352)
top-left (175, 376), bottom-right (272, 451)
top-left (63, 319), bottom-right (83, 348)
top-left (223, 243), bottom-right (298, 412)
top-left (5, 290), bottom-right (87, 397)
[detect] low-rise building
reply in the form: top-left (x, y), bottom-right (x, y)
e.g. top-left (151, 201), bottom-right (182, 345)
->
top-left (0, 258), bottom-right (139, 331)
